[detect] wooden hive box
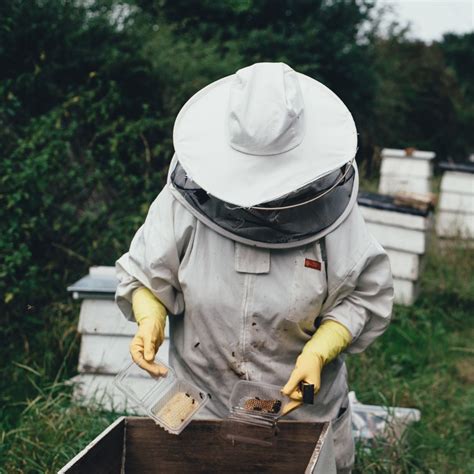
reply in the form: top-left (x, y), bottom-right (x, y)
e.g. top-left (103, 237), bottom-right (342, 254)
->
top-left (67, 267), bottom-right (169, 412)
top-left (58, 417), bottom-right (336, 474)
top-left (379, 148), bottom-right (435, 196)
top-left (358, 192), bottom-right (432, 305)
top-left (436, 162), bottom-right (474, 240)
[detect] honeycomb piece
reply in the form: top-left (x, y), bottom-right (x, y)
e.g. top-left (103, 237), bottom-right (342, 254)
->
top-left (154, 392), bottom-right (197, 429)
top-left (243, 397), bottom-right (282, 414)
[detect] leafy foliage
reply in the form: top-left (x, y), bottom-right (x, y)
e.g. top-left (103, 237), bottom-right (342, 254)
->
top-left (150, 0), bottom-right (378, 159)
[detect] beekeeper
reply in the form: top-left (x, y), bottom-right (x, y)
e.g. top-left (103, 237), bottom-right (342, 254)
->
top-left (115, 62), bottom-right (393, 473)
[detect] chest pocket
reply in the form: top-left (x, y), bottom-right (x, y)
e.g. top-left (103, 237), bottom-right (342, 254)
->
top-left (286, 240), bottom-right (328, 324)
top-left (234, 242), bottom-right (270, 274)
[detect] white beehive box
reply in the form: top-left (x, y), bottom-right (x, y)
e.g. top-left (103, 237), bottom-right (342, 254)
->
top-left (379, 148), bottom-right (435, 196)
top-left (358, 192), bottom-right (432, 305)
top-left (436, 163), bottom-right (474, 239)
top-left (67, 266), bottom-right (169, 411)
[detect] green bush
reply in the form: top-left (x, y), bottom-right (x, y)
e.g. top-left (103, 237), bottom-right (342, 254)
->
top-left (0, 0), bottom-right (242, 419)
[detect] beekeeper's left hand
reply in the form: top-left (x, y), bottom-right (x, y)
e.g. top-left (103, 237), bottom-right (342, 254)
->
top-left (281, 351), bottom-right (323, 415)
top-left (281, 320), bottom-right (352, 415)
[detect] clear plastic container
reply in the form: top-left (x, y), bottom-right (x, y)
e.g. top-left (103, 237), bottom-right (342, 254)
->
top-left (114, 358), bottom-right (209, 435)
top-left (222, 380), bottom-right (292, 446)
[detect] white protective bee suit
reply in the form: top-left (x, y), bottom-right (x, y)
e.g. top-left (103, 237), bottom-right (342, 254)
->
top-left (115, 63), bottom-right (394, 473)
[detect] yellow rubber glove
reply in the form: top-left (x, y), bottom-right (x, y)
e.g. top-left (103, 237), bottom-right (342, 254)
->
top-left (130, 287), bottom-right (168, 377)
top-left (281, 320), bottom-right (352, 415)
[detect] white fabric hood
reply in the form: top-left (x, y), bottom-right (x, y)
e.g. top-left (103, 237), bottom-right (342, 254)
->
top-left (173, 62), bottom-right (358, 207)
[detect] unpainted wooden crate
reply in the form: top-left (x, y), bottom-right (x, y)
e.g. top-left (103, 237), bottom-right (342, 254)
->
top-left (358, 192), bottom-right (432, 305)
top-left (378, 148), bottom-right (435, 196)
top-left (436, 166), bottom-right (474, 240)
top-left (58, 417), bottom-right (336, 474)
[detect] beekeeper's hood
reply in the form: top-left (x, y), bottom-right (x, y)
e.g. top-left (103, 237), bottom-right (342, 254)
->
top-left (168, 62), bottom-right (359, 249)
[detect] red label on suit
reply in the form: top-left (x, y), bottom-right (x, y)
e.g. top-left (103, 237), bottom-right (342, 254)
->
top-left (304, 258), bottom-right (321, 271)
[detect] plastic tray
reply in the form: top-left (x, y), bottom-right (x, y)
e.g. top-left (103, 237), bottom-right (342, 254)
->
top-left (222, 380), bottom-right (293, 446)
top-left (114, 358), bottom-right (209, 435)
top-left (229, 380), bottom-right (291, 419)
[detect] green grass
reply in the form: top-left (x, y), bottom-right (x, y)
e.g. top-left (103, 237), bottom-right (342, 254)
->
top-left (0, 236), bottom-right (473, 473)
top-left (0, 382), bottom-right (117, 473)
top-left (0, 300), bottom-right (118, 473)
top-left (350, 237), bottom-right (474, 473)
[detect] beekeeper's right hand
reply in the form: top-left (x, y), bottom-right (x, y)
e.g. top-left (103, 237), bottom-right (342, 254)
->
top-left (130, 287), bottom-right (168, 377)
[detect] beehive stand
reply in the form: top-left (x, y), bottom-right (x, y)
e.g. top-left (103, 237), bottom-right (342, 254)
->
top-left (358, 192), bottom-right (432, 305)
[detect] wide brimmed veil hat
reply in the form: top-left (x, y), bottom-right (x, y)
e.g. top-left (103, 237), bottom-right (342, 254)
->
top-left (173, 62), bottom-right (357, 208)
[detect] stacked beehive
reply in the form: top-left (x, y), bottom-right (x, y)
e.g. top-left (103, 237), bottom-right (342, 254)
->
top-left (68, 266), bottom-right (169, 411)
top-left (367, 147), bottom-right (437, 306)
top-left (379, 148), bottom-right (435, 195)
top-left (436, 162), bottom-right (474, 240)
top-left (358, 193), bottom-right (432, 305)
